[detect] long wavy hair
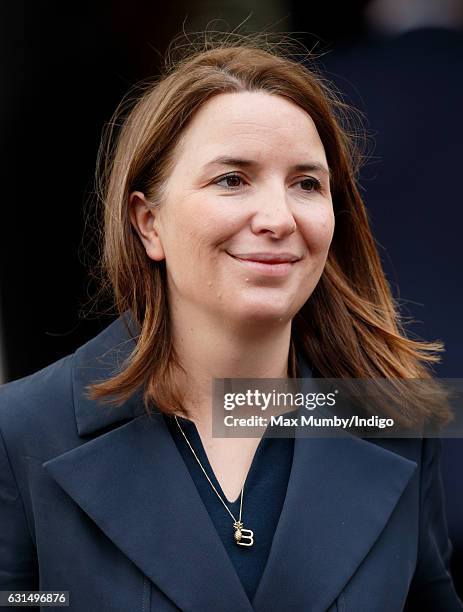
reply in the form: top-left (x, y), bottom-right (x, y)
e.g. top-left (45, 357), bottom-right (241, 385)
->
top-left (85, 32), bottom-right (452, 427)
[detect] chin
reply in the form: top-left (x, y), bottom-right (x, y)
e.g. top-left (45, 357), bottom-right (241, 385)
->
top-left (230, 301), bottom-right (294, 325)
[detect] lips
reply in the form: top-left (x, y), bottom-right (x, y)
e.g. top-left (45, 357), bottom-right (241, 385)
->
top-left (226, 251), bottom-right (300, 278)
top-left (228, 252), bottom-right (300, 264)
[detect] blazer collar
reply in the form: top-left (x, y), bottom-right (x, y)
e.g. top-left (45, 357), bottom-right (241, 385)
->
top-left (72, 311), bottom-right (145, 437)
top-left (44, 312), bottom-right (418, 612)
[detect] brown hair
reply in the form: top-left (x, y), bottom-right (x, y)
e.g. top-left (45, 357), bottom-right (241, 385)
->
top-left (85, 31), bottom-right (452, 427)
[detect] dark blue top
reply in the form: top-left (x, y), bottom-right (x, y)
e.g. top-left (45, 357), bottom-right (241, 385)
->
top-left (163, 413), bottom-right (295, 604)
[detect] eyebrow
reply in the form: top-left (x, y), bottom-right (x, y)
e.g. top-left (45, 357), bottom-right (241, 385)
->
top-left (202, 156), bottom-right (331, 178)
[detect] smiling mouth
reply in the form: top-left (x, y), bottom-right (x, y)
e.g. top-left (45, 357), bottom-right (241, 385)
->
top-left (227, 253), bottom-right (298, 277)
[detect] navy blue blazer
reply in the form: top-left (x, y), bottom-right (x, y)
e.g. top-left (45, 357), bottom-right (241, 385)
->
top-left (0, 312), bottom-right (462, 611)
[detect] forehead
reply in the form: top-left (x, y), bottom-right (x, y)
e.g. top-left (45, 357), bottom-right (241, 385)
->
top-left (172, 91), bottom-right (327, 166)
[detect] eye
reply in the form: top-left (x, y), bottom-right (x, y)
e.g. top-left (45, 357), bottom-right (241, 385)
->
top-left (297, 177), bottom-right (322, 193)
top-left (213, 173), bottom-right (246, 189)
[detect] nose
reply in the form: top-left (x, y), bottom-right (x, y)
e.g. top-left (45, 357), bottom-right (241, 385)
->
top-left (250, 183), bottom-right (297, 238)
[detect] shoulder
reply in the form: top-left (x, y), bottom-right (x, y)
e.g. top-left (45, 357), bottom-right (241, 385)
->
top-left (0, 352), bottom-right (75, 436)
top-left (0, 351), bottom-right (77, 462)
top-left (0, 313), bottom-right (137, 461)
top-left (367, 436), bottom-right (424, 468)
top-left (369, 436), bottom-right (448, 518)
top-left (363, 436), bottom-right (445, 505)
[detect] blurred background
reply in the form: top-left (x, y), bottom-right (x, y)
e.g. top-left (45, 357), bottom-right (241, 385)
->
top-left (1, 0), bottom-right (462, 595)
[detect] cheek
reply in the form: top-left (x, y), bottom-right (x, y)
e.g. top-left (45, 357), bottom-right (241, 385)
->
top-left (171, 197), bottom-right (240, 254)
top-left (161, 205), bottom-right (226, 276)
top-left (298, 207), bottom-right (335, 254)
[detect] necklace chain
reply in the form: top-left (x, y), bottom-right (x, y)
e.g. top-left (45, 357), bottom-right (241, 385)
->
top-left (174, 415), bottom-right (244, 523)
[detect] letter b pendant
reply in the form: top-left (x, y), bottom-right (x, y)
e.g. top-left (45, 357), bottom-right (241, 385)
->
top-left (233, 520), bottom-right (254, 547)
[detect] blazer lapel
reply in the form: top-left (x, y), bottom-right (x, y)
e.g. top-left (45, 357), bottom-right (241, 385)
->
top-left (252, 366), bottom-right (418, 612)
top-left (42, 312), bottom-right (253, 612)
top-left (44, 413), bottom-right (254, 612)
top-left (42, 313), bottom-right (418, 612)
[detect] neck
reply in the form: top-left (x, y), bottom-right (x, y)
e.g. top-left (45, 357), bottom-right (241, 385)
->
top-left (170, 305), bottom-right (293, 426)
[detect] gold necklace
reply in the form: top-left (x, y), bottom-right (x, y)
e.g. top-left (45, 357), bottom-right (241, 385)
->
top-left (174, 415), bottom-right (254, 547)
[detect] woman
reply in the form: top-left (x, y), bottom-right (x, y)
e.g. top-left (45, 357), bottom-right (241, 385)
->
top-left (0, 33), bottom-right (462, 611)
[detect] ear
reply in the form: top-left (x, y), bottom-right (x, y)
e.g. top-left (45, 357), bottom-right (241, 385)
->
top-left (129, 191), bottom-right (165, 261)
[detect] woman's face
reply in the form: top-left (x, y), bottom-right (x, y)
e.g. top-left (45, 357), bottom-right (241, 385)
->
top-left (132, 91), bottom-right (334, 327)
